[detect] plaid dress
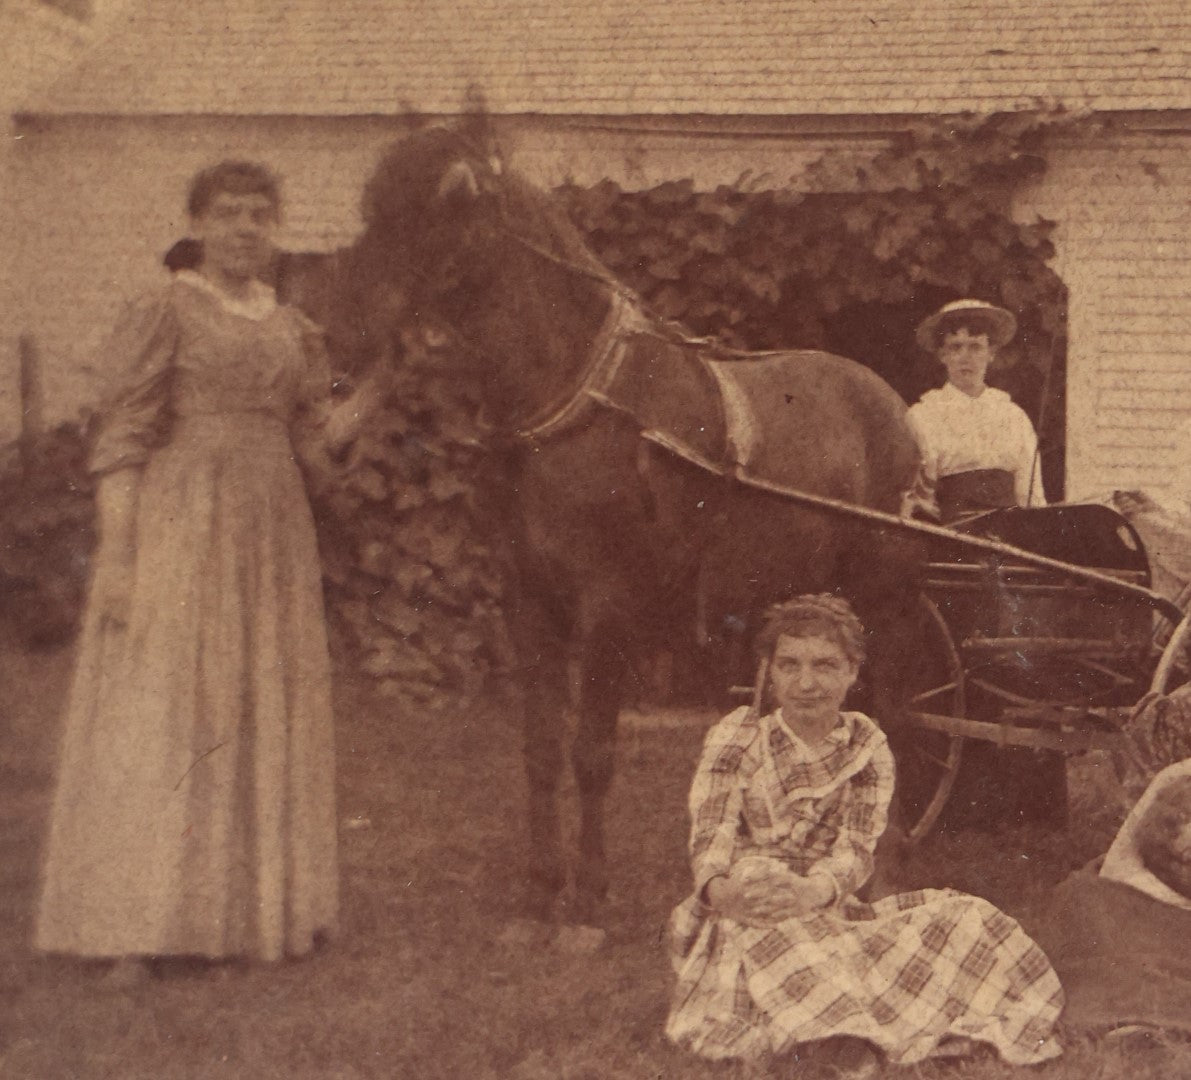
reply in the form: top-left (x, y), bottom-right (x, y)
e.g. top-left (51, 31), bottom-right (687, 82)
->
top-left (666, 708), bottom-right (1063, 1065)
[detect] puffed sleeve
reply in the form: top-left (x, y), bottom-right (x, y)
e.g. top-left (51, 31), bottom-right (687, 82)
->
top-left (292, 308), bottom-right (334, 417)
top-left (905, 402), bottom-right (941, 519)
top-left (688, 707), bottom-right (758, 899)
top-left (806, 731), bottom-right (895, 901)
top-left (88, 288), bottom-right (180, 476)
top-left (1008, 403), bottom-right (1046, 508)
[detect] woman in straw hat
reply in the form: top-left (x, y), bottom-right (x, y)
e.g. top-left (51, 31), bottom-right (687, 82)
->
top-left (907, 299), bottom-right (1045, 523)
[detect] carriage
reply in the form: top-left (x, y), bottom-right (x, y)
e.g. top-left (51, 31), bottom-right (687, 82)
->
top-left (727, 488), bottom-right (1191, 842)
top-left (902, 501), bottom-right (1189, 840)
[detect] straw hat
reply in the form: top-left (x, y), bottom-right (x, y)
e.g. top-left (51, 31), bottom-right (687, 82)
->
top-left (915, 299), bottom-right (1017, 351)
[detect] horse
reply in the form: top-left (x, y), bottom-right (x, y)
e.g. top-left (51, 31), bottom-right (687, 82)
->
top-left (326, 127), bottom-right (925, 922)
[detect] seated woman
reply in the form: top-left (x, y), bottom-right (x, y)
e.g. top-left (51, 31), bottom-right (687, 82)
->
top-left (666, 595), bottom-right (1063, 1076)
top-left (1038, 759), bottom-right (1191, 1042)
top-left (907, 299), bottom-right (1045, 523)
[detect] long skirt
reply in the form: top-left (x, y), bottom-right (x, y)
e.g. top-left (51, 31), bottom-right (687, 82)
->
top-left (35, 414), bottom-right (338, 961)
top-left (666, 887), bottom-right (1063, 1066)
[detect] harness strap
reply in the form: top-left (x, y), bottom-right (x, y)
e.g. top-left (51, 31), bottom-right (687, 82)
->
top-left (514, 290), bottom-right (648, 441)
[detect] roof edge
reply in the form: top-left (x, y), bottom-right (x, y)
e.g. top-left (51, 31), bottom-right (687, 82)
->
top-left (13, 107), bottom-right (1191, 133)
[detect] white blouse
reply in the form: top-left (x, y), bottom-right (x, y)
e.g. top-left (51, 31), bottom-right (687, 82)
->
top-left (907, 382), bottom-right (1045, 511)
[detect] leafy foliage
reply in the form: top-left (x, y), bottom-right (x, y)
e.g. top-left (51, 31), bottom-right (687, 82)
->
top-left (21, 114), bottom-right (1077, 705)
top-left (557, 112), bottom-right (1070, 485)
top-left (304, 328), bottom-right (511, 703)
top-left (310, 112), bottom-right (1075, 703)
top-left (0, 424), bottom-right (96, 649)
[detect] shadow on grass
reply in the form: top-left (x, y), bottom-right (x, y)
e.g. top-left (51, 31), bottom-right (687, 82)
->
top-left (0, 648), bottom-right (1183, 1079)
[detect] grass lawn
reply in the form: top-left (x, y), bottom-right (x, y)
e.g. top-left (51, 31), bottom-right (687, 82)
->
top-left (2, 635), bottom-right (1189, 1079)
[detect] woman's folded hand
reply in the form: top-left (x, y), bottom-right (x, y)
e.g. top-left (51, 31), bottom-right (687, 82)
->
top-left (707, 866), bottom-right (835, 926)
top-left (323, 367), bottom-right (390, 453)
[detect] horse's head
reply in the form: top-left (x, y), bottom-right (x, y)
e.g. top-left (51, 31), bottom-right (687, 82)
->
top-left (358, 127), bottom-right (508, 321)
top-left (353, 127), bottom-right (618, 427)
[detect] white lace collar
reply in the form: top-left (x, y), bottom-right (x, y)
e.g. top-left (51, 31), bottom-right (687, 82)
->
top-left (176, 269), bottom-right (278, 321)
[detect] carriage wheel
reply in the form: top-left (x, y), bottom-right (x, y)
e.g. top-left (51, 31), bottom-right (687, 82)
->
top-left (1152, 612), bottom-right (1191, 695)
top-left (900, 594), bottom-right (966, 843)
top-left (1112, 612), bottom-right (1191, 799)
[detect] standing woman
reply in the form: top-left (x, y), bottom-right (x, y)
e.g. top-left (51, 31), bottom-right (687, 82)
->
top-left (667, 596), bottom-right (1063, 1075)
top-left (907, 299), bottom-right (1045, 522)
top-left (36, 162), bottom-right (366, 978)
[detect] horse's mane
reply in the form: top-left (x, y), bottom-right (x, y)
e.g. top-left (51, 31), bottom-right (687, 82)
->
top-left (494, 172), bottom-right (618, 287)
top-left (361, 126), bottom-right (617, 290)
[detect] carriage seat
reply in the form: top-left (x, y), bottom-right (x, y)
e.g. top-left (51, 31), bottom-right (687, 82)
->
top-left (930, 503), bottom-right (1157, 682)
top-left (952, 503), bottom-right (1151, 577)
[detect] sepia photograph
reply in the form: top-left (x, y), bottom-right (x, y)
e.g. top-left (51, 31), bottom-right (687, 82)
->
top-left (1, 1), bottom-right (1189, 1077)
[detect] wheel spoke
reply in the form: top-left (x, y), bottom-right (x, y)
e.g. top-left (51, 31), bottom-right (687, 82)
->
top-left (902, 593), bottom-right (967, 843)
top-left (909, 681), bottom-right (958, 706)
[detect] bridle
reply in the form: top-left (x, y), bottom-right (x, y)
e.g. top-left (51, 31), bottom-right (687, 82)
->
top-left (391, 157), bottom-right (669, 445)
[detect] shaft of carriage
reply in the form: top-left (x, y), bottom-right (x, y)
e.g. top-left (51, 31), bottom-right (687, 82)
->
top-left (711, 457), bottom-right (1190, 841)
top-left (720, 462), bottom-right (1183, 623)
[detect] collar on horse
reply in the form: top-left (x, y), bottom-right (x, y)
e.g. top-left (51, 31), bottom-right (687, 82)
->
top-left (511, 289), bottom-right (653, 442)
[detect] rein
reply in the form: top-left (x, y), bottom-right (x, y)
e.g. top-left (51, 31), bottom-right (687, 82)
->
top-left (386, 151), bottom-right (708, 446)
top-left (397, 247), bottom-right (644, 445)
top-left (400, 223), bottom-right (658, 444)
top-left (493, 225), bottom-right (731, 442)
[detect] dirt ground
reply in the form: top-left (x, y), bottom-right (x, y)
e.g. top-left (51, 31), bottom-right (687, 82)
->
top-left (2, 632), bottom-right (1190, 1080)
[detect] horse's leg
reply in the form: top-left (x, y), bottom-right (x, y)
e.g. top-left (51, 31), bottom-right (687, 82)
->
top-left (842, 528), bottom-right (925, 896)
top-left (572, 628), bottom-right (630, 924)
top-left (861, 608), bottom-right (916, 897)
top-left (509, 604), bottom-right (571, 920)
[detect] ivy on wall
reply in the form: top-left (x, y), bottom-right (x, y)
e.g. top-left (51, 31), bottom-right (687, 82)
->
top-left (557, 111), bottom-right (1069, 487)
top-left (12, 112), bottom-right (1079, 706)
top-left (301, 322), bottom-right (511, 703)
top-left (0, 424), bottom-right (95, 649)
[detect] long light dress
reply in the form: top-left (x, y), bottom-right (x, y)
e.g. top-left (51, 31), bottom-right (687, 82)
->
top-left (35, 271), bottom-right (338, 962)
top-left (666, 707), bottom-right (1063, 1066)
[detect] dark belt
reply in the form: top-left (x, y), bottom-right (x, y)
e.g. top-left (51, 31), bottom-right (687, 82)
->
top-left (937, 469), bottom-right (1016, 522)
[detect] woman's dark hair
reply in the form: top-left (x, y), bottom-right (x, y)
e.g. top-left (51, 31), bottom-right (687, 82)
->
top-left (187, 160), bottom-right (282, 218)
top-left (754, 594), bottom-right (866, 667)
top-left (928, 312), bottom-right (1001, 350)
top-left (163, 237), bottom-right (203, 272)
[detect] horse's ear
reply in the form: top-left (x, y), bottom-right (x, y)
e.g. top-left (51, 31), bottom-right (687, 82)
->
top-left (436, 160), bottom-right (480, 202)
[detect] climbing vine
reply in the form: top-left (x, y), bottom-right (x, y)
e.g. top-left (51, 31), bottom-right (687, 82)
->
top-left (17, 112), bottom-right (1081, 707)
top-left (557, 111), bottom-right (1071, 483)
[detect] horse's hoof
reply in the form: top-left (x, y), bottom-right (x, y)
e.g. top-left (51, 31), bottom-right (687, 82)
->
top-left (523, 878), bottom-right (564, 922)
top-left (497, 918), bottom-right (551, 951)
top-left (99, 958), bottom-right (151, 991)
top-left (554, 924), bottom-right (607, 955)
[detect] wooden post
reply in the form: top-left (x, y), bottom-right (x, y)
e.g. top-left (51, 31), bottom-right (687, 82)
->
top-left (18, 332), bottom-right (45, 472)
